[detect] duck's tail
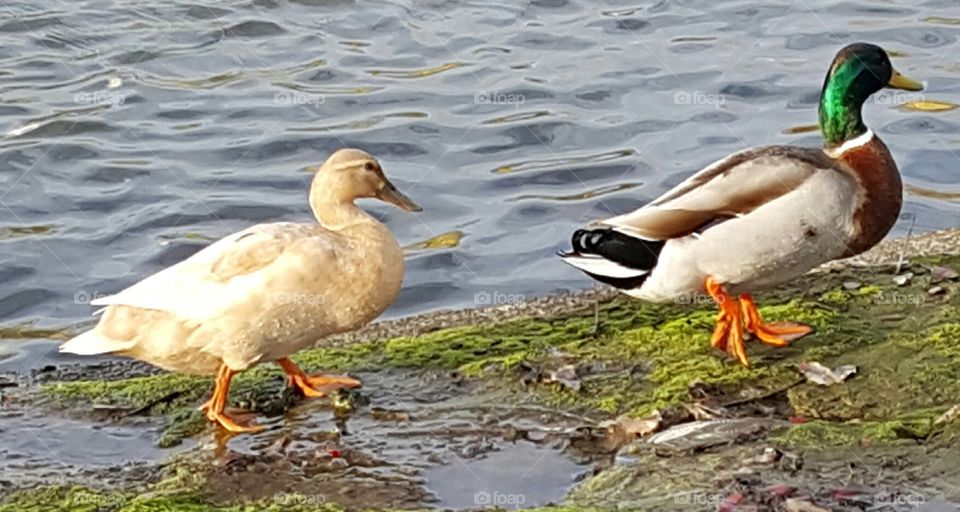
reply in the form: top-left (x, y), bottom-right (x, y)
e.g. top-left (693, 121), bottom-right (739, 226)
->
top-left (558, 228), bottom-right (664, 290)
top-left (60, 330), bottom-right (134, 356)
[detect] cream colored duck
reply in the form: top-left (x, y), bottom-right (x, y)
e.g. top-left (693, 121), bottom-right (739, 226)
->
top-left (61, 148), bottom-right (421, 433)
top-left (560, 43), bottom-right (923, 366)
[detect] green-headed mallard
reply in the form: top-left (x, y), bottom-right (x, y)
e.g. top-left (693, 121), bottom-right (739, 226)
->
top-left (560, 43), bottom-right (923, 366)
top-left (61, 148), bottom-right (421, 433)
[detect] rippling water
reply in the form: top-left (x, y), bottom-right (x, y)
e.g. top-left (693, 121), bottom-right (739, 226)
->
top-left (1, 0), bottom-right (959, 370)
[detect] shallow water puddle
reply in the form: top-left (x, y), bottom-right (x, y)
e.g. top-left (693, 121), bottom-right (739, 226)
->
top-left (0, 410), bottom-right (193, 488)
top-left (423, 441), bottom-right (584, 509)
top-left (191, 370), bottom-right (592, 509)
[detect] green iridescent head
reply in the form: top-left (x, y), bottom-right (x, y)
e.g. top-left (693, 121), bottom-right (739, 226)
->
top-left (818, 43), bottom-right (923, 147)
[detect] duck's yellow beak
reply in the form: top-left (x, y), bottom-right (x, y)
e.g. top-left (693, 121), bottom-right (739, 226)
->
top-left (888, 69), bottom-right (923, 91)
top-left (378, 182), bottom-right (422, 212)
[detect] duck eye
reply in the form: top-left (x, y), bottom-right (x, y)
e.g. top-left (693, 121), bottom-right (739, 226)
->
top-left (364, 162), bottom-right (376, 172)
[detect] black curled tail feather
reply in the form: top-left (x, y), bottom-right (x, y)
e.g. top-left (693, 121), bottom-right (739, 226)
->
top-left (564, 228), bottom-right (665, 291)
top-left (571, 228), bottom-right (664, 270)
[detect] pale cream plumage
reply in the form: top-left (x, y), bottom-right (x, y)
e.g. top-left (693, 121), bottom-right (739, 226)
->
top-left (61, 148), bottom-right (421, 432)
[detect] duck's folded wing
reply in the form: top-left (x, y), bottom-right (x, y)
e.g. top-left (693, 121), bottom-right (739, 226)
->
top-left (599, 146), bottom-right (837, 239)
top-left (90, 223), bottom-right (334, 321)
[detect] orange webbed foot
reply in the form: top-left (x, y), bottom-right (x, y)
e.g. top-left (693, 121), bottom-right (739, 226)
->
top-left (740, 294), bottom-right (812, 347)
top-left (201, 364), bottom-right (264, 434)
top-left (203, 407), bottom-right (265, 433)
top-left (277, 358), bottom-right (362, 398)
top-left (705, 277), bottom-right (749, 366)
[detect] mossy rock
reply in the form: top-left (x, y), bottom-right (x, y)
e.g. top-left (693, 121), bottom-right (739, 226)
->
top-left (23, 255), bottom-right (960, 510)
top-left (42, 256), bottom-right (960, 448)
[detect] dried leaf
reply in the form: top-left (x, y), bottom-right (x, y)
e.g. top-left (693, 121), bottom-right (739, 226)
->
top-left (936, 405), bottom-right (960, 425)
top-left (683, 402), bottom-right (727, 421)
top-left (621, 413), bottom-right (661, 437)
top-left (599, 411), bottom-right (662, 452)
top-left (797, 362), bottom-right (857, 386)
top-left (602, 411), bottom-right (661, 441)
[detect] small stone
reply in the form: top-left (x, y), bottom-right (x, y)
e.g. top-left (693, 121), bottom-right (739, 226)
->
top-left (842, 280), bottom-right (862, 290)
top-left (545, 365), bottom-right (581, 392)
top-left (613, 444), bottom-right (643, 466)
top-left (778, 451), bottom-right (803, 471)
top-left (754, 447), bottom-right (781, 464)
top-left (647, 418), bottom-right (782, 451)
top-left (893, 272), bottom-right (913, 286)
top-left (796, 362), bottom-right (857, 386)
top-left (930, 265), bottom-right (959, 283)
top-left (928, 285), bottom-right (946, 296)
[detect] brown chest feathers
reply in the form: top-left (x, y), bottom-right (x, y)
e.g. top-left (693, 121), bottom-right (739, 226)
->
top-left (838, 137), bottom-right (903, 257)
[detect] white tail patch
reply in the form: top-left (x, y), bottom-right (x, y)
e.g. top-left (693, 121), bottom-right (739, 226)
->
top-left (559, 254), bottom-right (649, 279)
top-left (60, 330), bottom-right (134, 356)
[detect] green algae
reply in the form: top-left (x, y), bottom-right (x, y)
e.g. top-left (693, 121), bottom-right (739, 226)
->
top-left (45, 374), bottom-right (207, 411)
top-left (0, 485), bottom-right (604, 512)
top-left (0, 486), bottom-right (350, 512)
top-left (773, 418), bottom-right (938, 446)
top-left (43, 255), bottom-right (960, 449)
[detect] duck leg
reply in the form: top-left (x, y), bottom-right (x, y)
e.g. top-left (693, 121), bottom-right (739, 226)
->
top-left (277, 358), bottom-right (362, 398)
top-left (200, 364), bottom-right (264, 433)
top-left (739, 294), bottom-right (812, 347)
top-left (705, 276), bottom-right (749, 366)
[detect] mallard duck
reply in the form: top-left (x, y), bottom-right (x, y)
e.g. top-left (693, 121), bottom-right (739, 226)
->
top-left (61, 148), bottom-right (421, 432)
top-left (559, 43), bottom-right (922, 366)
